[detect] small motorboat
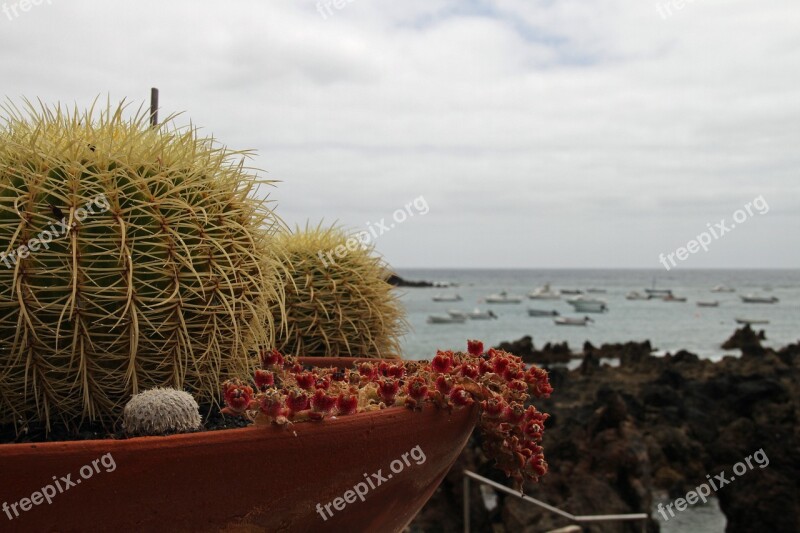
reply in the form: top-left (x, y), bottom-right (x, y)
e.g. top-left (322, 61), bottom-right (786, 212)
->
top-left (427, 314), bottom-right (467, 324)
top-left (566, 296), bottom-right (608, 313)
top-left (697, 301), bottom-right (719, 307)
top-left (527, 283), bottom-right (561, 300)
top-left (555, 316), bottom-right (593, 326)
top-left (485, 291), bottom-right (523, 304)
top-left (626, 291), bottom-right (649, 301)
top-left (561, 289), bottom-right (584, 295)
top-left (585, 288), bottom-right (607, 294)
top-left (740, 295), bottom-right (779, 304)
top-left (662, 294), bottom-right (687, 303)
top-left (735, 318), bottom-right (770, 325)
top-left (432, 294), bottom-right (462, 302)
top-left (467, 308), bottom-right (497, 320)
top-left (645, 289), bottom-right (673, 297)
top-left (447, 309), bottom-right (469, 320)
top-left (711, 285), bottom-right (735, 293)
top-left (528, 309), bottom-right (559, 317)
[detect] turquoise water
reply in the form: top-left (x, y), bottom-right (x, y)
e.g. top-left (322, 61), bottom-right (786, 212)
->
top-left (395, 268), bottom-right (799, 359)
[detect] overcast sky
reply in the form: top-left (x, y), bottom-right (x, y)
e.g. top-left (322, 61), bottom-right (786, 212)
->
top-left (2, 0), bottom-right (798, 268)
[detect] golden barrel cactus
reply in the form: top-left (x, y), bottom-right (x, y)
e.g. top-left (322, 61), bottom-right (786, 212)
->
top-left (0, 101), bottom-right (280, 431)
top-left (271, 224), bottom-right (406, 358)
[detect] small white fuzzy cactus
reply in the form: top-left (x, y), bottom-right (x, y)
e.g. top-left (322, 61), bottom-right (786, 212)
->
top-left (123, 387), bottom-right (202, 436)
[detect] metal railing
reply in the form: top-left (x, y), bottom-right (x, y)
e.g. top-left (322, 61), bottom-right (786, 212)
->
top-left (463, 470), bottom-right (649, 533)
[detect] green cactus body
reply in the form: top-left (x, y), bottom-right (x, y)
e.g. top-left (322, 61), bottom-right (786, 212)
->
top-left (0, 101), bottom-right (279, 431)
top-left (271, 224), bottom-right (407, 359)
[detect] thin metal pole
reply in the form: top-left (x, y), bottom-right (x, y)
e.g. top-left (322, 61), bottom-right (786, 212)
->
top-left (150, 87), bottom-right (159, 127)
top-left (463, 473), bottom-right (470, 533)
top-left (462, 470), bottom-right (649, 529)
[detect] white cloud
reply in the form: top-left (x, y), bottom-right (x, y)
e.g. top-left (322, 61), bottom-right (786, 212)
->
top-left (1, 0), bottom-right (798, 267)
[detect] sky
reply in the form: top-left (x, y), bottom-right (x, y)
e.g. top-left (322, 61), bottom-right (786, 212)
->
top-left (1, 0), bottom-right (798, 269)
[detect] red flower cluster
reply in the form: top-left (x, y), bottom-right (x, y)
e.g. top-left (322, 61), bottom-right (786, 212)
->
top-left (221, 339), bottom-right (552, 491)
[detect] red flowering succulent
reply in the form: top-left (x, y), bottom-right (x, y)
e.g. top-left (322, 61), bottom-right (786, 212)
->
top-left (221, 339), bottom-right (551, 492)
top-left (254, 370), bottom-right (274, 391)
top-left (221, 379), bottom-right (254, 416)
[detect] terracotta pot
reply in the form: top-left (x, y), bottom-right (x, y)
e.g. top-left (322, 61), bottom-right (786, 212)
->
top-left (0, 358), bottom-right (478, 532)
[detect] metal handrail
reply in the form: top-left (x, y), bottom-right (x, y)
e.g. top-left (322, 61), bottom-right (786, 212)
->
top-left (463, 470), bottom-right (649, 533)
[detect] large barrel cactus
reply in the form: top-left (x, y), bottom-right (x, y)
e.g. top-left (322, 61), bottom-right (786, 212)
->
top-left (271, 224), bottom-right (406, 358)
top-left (0, 101), bottom-right (280, 431)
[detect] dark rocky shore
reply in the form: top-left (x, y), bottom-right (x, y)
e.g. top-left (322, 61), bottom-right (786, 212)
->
top-left (410, 327), bottom-right (800, 532)
top-left (387, 274), bottom-right (454, 288)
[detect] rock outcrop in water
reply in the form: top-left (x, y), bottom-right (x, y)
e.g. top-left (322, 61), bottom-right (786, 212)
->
top-left (410, 329), bottom-right (800, 532)
top-left (721, 324), bottom-right (766, 354)
top-left (386, 273), bottom-right (435, 287)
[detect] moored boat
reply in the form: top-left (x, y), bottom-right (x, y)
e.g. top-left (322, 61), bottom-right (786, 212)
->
top-left (527, 283), bottom-right (561, 300)
top-left (467, 308), bottom-right (497, 320)
top-left (427, 314), bottom-right (467, 324)
top-left (447, 309), bottom-right (468, 320)
top-left (735, 318), bottom-right (770, 325)
top-left (566, 295), bottom-right (608, 313)
top-left (711, 285), bottom-right (735, 293)
top-left (554, 316), bottom-right (593, 326)
top-left (432, 294), bottom-right (462, 302)
top-left (528, 309), bottom-right (559, 317)
top-left (626, 291), bottom-right (649, 301)
top-left (697, 301), bottom-right (719, 307)
top-left (485, 291), bottom-right (523, 304)
top-left (740, 294), bottom-right (779, 304)
top-left (645, 289), bottom-right (673, 297)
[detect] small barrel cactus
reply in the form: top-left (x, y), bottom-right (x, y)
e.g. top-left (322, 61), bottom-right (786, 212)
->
top-left (0, 101), bottom-right (281, 432)
top-left (123, 387), bottom-right (202, 436)
top-left (269, 224), bottom-right (407, 358)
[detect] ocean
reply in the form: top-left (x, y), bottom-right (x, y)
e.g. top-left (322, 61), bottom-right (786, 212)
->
top-left (395, 268), bottom-right (799, 360)
top-left (395, 268), bottom-right (798, 532)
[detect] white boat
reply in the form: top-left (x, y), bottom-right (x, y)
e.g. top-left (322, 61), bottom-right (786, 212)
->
top-left (697, 301), bottom-right (719, 307)
top-left (711, 285), bottom-right (735, 293)
top-left (467, 308), bottom-right (497, 320)
top-left (561, 289), bottom-right (583, 295)
top-left (528, 309), bottom-right (559, 317)
top-left (566, 295), bottom-right (608, 313)
top-left (626, 291), bottom-right (649, 301)
top-left (447, 309), bottom-right (468, 320)
top-left (662, 294), bottom-right (687, 303)
top-left (554, 316), bottom-right (593, 326)
top-left (427, 314), bottom-right (467, 324)
top-left (485, 291), bottom-right (523, 304)
top-left (735, 318), bottom-right (770, 325)
top-left (527, 283), bottom-right (561, 300)
top-left (432, 294), bottom-right (462, 302)
top-left (740, 295), bottom-right (779, 304)
top-left (585, 288), bottom-right (607, 294)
